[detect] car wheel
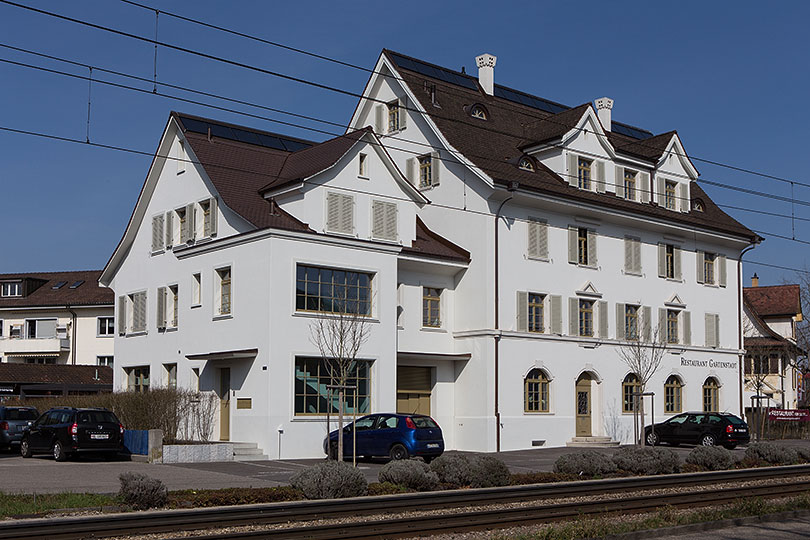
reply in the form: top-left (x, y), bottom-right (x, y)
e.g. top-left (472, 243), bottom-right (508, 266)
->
top-left (645, 432), bottom-right (659, 446)
top-left (389, 443), bottom-right (409, 461)
top-left (723, 443), bottom-right (737, 450)
top-left (20, 439), bottom-right (32, 458)
top-left (53, 440), bottom-right (68, 462)
top-left (701, 434), bottom-right (717, 447)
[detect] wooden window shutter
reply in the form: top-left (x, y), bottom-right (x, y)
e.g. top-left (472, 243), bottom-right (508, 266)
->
top-left (209, 197), bottom-right (218, 237)
top-left (550, 295), bottom-right (562, 334)
top-left (165, 211), bottom-right (173, 248)
top-left (639, 171), bottom-right (650, 203)
top-left (674, 247), bottom-right (682, 280)
top-left (718, 255), bottom-right (727, 287)
top-left (516, 291), bottom-right (528, 332)
top-left (658, 308), bottom-right (667, 343)
top-left (624, 238), bottom-right (633, 273)
top-left (157, 286), bottom-right (167, 329)
top-left (682, 311), bottom-right (691, 345)
top-left (696, 250), bottom-right (705, 283)
top-left (398, 98), bottom-right (407, 130)
top-left (616, 303), bottom-right (626, 340)
top-left (615, 166), bottom-right (624, 198)
top-left (528, 220), bottom-right (548, 260)
top-left (587, 230), bottom-right (597, 267)
top-left (568, 297), bottom-right (578, 336)
top-left (372, 200), bottom-right (397, 241)
top-left (567, 226), bottom-right (578, 264)
top-left (642, 306), bottom-right (652, 341)
top-left (598, 301), bottom-right (608, 338)
top-left (371, 200), bottom-right (384, 239)
top-left (657, 243), bottom-right (666, 278)
top-left (406, 157), bottom-right (416, 184)
top-left (567, 153), bottom-right (578, 187)
top-left (633, 238), bottom-right (641, 274)
top-left (594, 160), bottom-right (605, 193)
top-left (431, 151), bottom-right (440, 186)
top-left (151, 215), bottom-right (164, 252)
top-left (133, 292), bottom-right (146, 333)
top-left (656, 177), bottom-right (665, 205)
top-left (385, 203), bottom-right (397, 241)
top-left (375, 104), bottom-right (384, 133)
top-left (714, 314), bottom-right (720, 347)
top-left (185, 203), bottom-right (195, 243)
top-left (340, 194), bottom-right (354, 234)
top-left (678, 183), bottom-right (689, 212)
top-left (705, 313), bottom-right (716, 347)
top-left (326, 192), bottom-right (340, 232)
top-left (118, 296), bottom-right (126, 335)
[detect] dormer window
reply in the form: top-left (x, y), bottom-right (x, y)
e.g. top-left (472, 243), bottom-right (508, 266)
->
top-left (623, 169), bottom-right (637, 201)
top-left (577, 158), bottom-right (592, 190)
top-left (1, 282), bottom-right (21, 297)
top-left (470, 104), bottom-right (488, 120)
top-left (693, 199), bottom-right (704, 212)
top-left (387, 100), bottom-right (401, 132)
top-left (664, 180), bottom-right (677, 210)
top-left (518, 157), bottom-right (535, 172)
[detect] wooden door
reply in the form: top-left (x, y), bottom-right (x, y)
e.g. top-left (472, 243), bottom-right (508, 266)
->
top-left (219, 368), bottom-right (231, 441)
top-left (396, 366), bottom-right (431, 415)
top-left (575, 373), bottom-right (592, 437)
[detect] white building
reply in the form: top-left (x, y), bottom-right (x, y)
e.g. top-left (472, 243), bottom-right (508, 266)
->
top-left (101, 50), bottom-right (760, 458)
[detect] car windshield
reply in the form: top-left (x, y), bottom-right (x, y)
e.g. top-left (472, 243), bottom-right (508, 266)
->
top-left (410, 416), bottom-right (438, 429)
top-left (77, 411), bottom-right (119, 424)
top-left (727, 416), bottom-right (746, 425)
top-left (4, 409), bottom-right (38, 421)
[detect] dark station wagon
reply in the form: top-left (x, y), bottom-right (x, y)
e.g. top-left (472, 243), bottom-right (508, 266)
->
top-left (21, 407), bottom-right (124, 461)
top-left (645, 412), bottom-right (750, 449)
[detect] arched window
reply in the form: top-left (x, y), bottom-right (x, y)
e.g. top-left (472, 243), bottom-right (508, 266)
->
top-left (524, 369), bottom-right (549, 412)
top-left (470, 104), bottom-right (488, 120)
top-left (703, 377), bottom-right (719, 412)
top-left (664, 375), bottom-right (683, 414)
top-left (518, 157), bottom-right (535, 172)
top-left (622, 373), bottom-right (641, 413)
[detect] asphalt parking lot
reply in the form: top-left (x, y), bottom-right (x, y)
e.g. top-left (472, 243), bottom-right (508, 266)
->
top-left (2, 440), bottom-right (810, 495)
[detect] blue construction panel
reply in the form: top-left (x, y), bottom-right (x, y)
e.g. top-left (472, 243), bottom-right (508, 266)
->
top-left (123, 429), bottom-right (148, 455)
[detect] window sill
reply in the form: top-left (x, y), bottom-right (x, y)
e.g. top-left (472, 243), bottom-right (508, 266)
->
top-left (292, 311), bottom-right (380, 324)
top-left (527, 256), bottom-right (550, 263)
top-left (96, 334), bottom-right (114, 339)
top-left (125, 331), bottom-right (147, 337)
top-left (213, 314), bottom-right (233, 321)
top-left (523, 411), bottom-right (554, 416)
top-left (358, 175), bottom-right (369, 180)
top-left (384, 128), bottom-right (404, 137)
top-left (150, 250), bottom-right (165, 256)
top-left (191, 304), bottom-right (201, 309)
top-left (420, 327), bottom-right (446, 333)
top-left (165, 326), bottom-right (178, 333)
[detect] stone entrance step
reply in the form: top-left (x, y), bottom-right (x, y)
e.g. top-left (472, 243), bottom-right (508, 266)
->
top-left (231, 441), bottom-right (269, 461)
top-left (566, 436), bottom-right (621, 448)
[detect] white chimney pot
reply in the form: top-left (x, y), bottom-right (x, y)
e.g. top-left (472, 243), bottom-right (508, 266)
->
top-left (595, 97), bottom-right (614, 132)
top-left (476, 53), bottom-right (497, 96)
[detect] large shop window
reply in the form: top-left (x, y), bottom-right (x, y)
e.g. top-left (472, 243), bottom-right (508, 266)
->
top-left (296, 265), bottom-right (373, 315)
top-left (622, 373), bottom-right (641, 413)
top-left (664, 375), bottom-right (683, 414)
top-left (524, 369), bottom-right (550, 413)
top-left (294, 357), bottom-right (371, 416)
top-left (702, 377), bottom-right (719, 412)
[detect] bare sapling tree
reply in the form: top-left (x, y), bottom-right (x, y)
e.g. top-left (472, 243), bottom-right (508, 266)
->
top-left (309, 294), bottom-right (371, 462)
top-left (618, 325), bottom-right (667, 445)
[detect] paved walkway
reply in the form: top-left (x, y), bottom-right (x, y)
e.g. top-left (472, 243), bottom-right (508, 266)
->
top-left (651, 514), bottom-right (810, 539)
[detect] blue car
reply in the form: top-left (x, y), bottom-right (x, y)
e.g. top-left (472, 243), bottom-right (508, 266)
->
top-left (324, 413), bottom-right (444, 462)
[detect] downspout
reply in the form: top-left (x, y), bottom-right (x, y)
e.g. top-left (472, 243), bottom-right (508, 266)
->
top-left (494, 181), bottom-right (519, 452)
top-left (737, 242), bottom-right (759, 417)
top-left (67, 305), bottom-right (78, 365)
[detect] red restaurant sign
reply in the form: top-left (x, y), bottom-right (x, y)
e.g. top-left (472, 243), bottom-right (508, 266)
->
top-left (767, 409), bottom-right (810, 422)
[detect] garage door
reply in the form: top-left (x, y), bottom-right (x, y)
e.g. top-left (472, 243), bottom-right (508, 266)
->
top-left (397, 366), bottom-right (432, 415)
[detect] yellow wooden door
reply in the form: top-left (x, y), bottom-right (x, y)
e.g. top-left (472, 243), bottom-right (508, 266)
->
top-left (396, 367), bottom-right (432, 415)
top-left (219, 368), bottom-right (230, 441)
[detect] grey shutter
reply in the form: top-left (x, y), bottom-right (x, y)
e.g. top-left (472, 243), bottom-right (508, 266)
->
top-left (528, 220), bottom-right (548, 260)
top-left (326, 192), bottom-right (340, 232)
top-left (528, 221), bottom-right (539, 258)
top-left (398, 98), bottom-right (407, 130)
top-left (550, 295), bottom-right (562, 334)
top-left (118, 296), bottom-right (126, 335)
top-left (718, 255), bottom-right (727, 287)
top-left (587, 229), bottom-right (597, 267)
top-left (682, 311), bottom-right (691, 345)
top-left (615, 165), bottom-right (624, 198)
top-left (209, 197), bottom-right (218, 237)
top-left (674, 247), bottom-right (682, 280)
top-left (431, 151), bottom-right (440, 186)
top-left (658, 308), bottom-right (667, 343)
top-left (642, 306), bottom-right (652, 342)
top-left (185, 203), bottom-right (195, 242)
top-left (406, 157), bottom-right (416, 184)
top-left (657, 177), bottom-right (665, 205)
top-left (340, 194), bottom-right (354, 234)
top-left (705, 313), bottom-right (716, 347)
top-left (567, 153), bottom-right (578, 187)
top-left (657, 243), bottom-right (666, 278)
top-left (372, 200), bottom-right (384, 239)
top-left (151, 215), bottom-right (164, 252)
top-left (157, 286), bottom-right (167, 329)
top-left (165, 211), bottom-right (173, 248)
top-left (569, 297), bottom-right (579, 336)
top-left (678, 183), bottom-right (689, 212)
top-left (598, 301), bottom-right (608, 338)
top-left (616, 303), bottom-right (626, 339)
top-left (594, 160), bottom-right (605, 193)
top-left (696, 250), bottom-right (705, 283)
top-left (714, 314), bottom-right (720, 347)
top-left (133, 292), bottom-right (146, 333)
top-left (384, 202), bottom-right (397, 240)
top-left (639, 171), bottom-right (650, 203)
top-left (516, 291), bottom-right (528, 332)
top-left (568, 226), bottom-right (578, 264)
top-left (375, 104), bottom-right (384, 133)
top-left (624, 238), bottom-right (633, 273)
top-left (633, 238), bottom-right (641, 274)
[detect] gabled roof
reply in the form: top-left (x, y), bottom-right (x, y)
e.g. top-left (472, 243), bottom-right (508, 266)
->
top-left (379, 50), bottom-right (757, 242)
top-left (744, 284), bottom-right (802, 318)
top-left (743, 294), bottom-right (803, 355)
top-left (0, 270), bottom-right (112, 308)
top-left (401, 217), bottom-right (470, 263)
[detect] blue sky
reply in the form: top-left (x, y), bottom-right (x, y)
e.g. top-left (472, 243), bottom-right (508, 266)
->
top-left (1, 1), bottom-right (808, 286)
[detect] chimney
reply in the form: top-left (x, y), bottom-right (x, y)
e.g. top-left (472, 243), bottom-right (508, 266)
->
top-left (595, 97), bottom-right (614, 132)
top-left (751, 273), bottom-right (759, 287)
top-left (476, 53), bottom-right (497, 96)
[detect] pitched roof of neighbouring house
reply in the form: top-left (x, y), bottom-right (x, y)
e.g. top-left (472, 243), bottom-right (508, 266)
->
top-left (0, 363), bottom-right (113, 386)
top-left (744, 284), bottom-right (803, 318)
top-left (0, 270), bottom-right (113, 309)
top-left (401, 217), bottom-right (471, 263)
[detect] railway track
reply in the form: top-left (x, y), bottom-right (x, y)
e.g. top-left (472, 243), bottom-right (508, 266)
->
top-left (2, 464), bottom-right (810, 540)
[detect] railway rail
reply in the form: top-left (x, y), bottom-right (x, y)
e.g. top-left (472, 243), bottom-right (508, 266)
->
top-left (2, 464), bottom-right (810, 540)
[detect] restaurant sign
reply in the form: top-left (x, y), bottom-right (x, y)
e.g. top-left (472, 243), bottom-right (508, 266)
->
top-left (767, 409), bottom-right (810, 422)
top-left (680, 358), bottom-right (736, 370)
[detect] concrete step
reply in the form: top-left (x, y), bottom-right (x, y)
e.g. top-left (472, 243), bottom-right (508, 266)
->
top-left (230, 441), bottom-right (268, 460)
top-left (570, 436), bottom-right (612, 442)
top-left (566, 437), bottom-right (621, 448)
top-left (233, 453), bottom-right (269, 461)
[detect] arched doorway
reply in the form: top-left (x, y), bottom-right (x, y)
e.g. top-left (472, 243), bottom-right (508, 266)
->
top-left (575, 373), bottom-right (592, 436)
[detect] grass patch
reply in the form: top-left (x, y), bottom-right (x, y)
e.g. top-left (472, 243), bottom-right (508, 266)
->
top-left (0, 492), bottom-right (116, 519)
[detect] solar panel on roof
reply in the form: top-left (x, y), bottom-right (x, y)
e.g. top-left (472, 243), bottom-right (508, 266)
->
top-left (231, 128), bottom-right (262, 145)
top-left (257, 133), bottom-right (287, 150)
top-left (69, 280), bottom-right (84, 289)
top-left (178, 117), bottom-right (210, 134)
top-left (177, 115), bottom-right (314, 152)
top-left (281, 139), bottom-right (311, 152)
top-left (387, 52), bottom-right (478, 90)
top-left (611, 123), bottom-right (653, 140)
top-left (493, 87), bottom-right (568, 114)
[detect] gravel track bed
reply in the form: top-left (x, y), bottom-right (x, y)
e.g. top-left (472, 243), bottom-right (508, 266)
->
top-left (100, 474), bottom-right (810, 540)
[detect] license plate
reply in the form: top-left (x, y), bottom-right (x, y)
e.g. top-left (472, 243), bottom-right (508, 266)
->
top-left (427, 443), bottom-right (439, 448)
top-left (90, 433), bottom-right (109, 440)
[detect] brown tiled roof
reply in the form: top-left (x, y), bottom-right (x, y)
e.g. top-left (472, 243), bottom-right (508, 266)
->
top-left (0, 270), bottom-right (112, 309)
top-left (383, 50), bottom-right (757, 241)
top-left (744, 336), bottom-right (792, 349)
top-left (744, 284), bottom-right (802, 317)
top-left (401, 218), bottom-right (470, 263)
top-left (518, 104), bottom-right (591, 147)
top-left (608, 130), bottom-right (677, 161)
top-left (0, 363), bottom-right (113, 385)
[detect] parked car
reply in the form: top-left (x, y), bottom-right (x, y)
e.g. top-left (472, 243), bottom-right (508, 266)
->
top-left (21, 407), bottom-right (124, 461)
top-left (323, 413), bottom-right (444, 461)
top-left (644, 412), bottom-right (750, 449)
top-left (0, 406), bottom-right (39, 451)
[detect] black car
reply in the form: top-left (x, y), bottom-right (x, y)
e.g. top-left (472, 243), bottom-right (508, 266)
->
top-left (0, 406), bottom-right (39, 451)
top-left (21, 407), bottom-right (124, 461)
top-left (644, 412), bottom-right (750, 449)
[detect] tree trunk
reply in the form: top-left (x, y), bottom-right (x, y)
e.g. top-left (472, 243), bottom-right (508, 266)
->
top-left (639, 396), bottom-right (646, 446)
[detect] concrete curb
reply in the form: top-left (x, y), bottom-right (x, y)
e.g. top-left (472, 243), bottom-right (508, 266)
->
top-left (603, 509), bottom-right (810, 539)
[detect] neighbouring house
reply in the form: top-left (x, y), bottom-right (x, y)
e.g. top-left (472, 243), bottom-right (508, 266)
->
top-left (742, 274), bottom-right (806, 409)
top-left (100, 49), bottom-right (759, 458)
top-left (0, 271), bottom-right (115, 368)
top-left (0, 363), bottom-right (112, 400)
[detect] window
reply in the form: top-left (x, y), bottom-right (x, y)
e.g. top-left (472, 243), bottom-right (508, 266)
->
top-left (665, 376), bottom-right (683, 414)
top-left (625, 304), bottom-right (639, 340)
top-left (579, 300), bottom-right (594, 337)
top-left (518, 157), bottom-right (534, 172)
top-left (623, 373), bottom-right (641, 413)
top-left (704, 252), bottom-right (716, 284)
top-left (358, 153), bottom-right (367, 177)
top-left (325, 192), bottom-right (354, 234)
top-left (26, 356), bottom-right (56, 365)
top-left (294, 357), bottom-right (370, 415)
top-left (177, 139), bottom-right (186, 174)
top-left (578, 228), bottom-right (588, 265)
top-left (0, 319), bottom-right (3, 338)
top-left (165, 363), bottom-right (177, 389)
top-left (387, 100), bottom-right (400, 132)
top-left (97, 317), bottom-right (115, 337)
top-left (664, 181), bottom-right (677, 210)
top-left (665, 245), bottom-right (675, 279)
top-left (216, 267), bottom-right (232, 316)
top-left (177, 207), bottom-right (188, 244)
top-left (25, 319), bottom-right (57, 339)
top-left (577, 158), bottom-right (592, 190)
top-left (1, 282), bottom-right (21, 297)
top-left (667, 309), bottom-right (679, 344)
top-left (703, 377), bottom-right (719, 412)
top-left (418, 155), bottom-right (432, 188)
top-left (371, 200), bottom-right (398, 241)
top-left (52, 281), bottom-right (67, 290)
top-left (624, 169), bottom-right (637, 201)
top-left (470, 104), bottom-right (487, 120)
top-left (524, 369), bottom-right (549, 412)
top-left (200, 199), bottom-right (212, 238)
top-left (422, 287), bottom-right (442, 327)
top-left (127, 366), bottom-right (150, 392)
top-left (10, 324), bottom-right (21, 339)
top-left (169, 285), bottom-right (179, 327)
top-left (192, 273), bottom-right (201, 306)
top-left (528, 293), bottom-right (545, 333)
top-left (295, 264), bottom-right (373, 316)
top-left (97, 356), bottom-right (114, 368)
